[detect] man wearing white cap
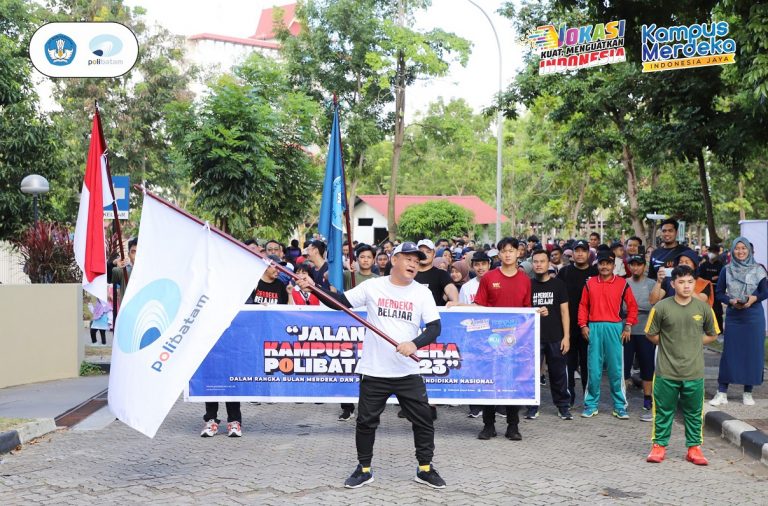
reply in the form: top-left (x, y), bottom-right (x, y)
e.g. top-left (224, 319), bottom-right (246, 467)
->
top-left (415, 239), bottom-right (459, 307)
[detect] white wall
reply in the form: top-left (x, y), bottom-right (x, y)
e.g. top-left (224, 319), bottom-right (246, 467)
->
top-left (351, 202), bottom-right (387, 245)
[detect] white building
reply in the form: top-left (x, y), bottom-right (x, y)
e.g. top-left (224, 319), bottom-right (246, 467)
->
top-left (353, 195), bottom-right (509, 246)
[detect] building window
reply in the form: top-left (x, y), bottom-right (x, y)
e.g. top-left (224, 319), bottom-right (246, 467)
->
top-left (358, 218), bottom-right (373, 226)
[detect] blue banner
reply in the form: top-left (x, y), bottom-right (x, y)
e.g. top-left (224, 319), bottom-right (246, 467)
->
top-left (187, 306), bottom-right (539, 405)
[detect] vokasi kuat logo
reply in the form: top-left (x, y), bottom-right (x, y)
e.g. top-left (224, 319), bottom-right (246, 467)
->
top-left (44, 34), bottom-right (76, 66)
top-left (641, 22), bottom-right (736, 73)
top-left (30, 22), bottom-right (139, 78)
top-left (528, 20), bottom-right (626, 75)
top-left (114, 279), bottom-right (181, 354)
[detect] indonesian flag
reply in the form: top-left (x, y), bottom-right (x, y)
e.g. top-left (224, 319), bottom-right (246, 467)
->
top-left (74, 110), bottom-right (114, 302)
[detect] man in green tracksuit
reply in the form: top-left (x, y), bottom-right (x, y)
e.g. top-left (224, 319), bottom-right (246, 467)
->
top-left (645, 265), bottom-right (720, 466)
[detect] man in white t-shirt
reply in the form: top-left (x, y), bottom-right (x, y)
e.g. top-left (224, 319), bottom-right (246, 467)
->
top-left (455, 251), bottom-right (491, 305)
top-left (297, 241), bottom-right (445, 489)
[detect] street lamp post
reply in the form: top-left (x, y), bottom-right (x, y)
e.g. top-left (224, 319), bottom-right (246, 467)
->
top-left (20, 174), bottom-right (50, 224)
top-left (467, 0), bottom-right (503, 243)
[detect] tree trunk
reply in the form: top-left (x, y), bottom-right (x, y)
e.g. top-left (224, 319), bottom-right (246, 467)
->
top-left (387, 3), bottom-right (406, 241)
top-left (620, 144), bottom-right (646, 240)
top-left (696, 149), bottom-right (722, 245)
top-left (568, 173), bottom-right (589, 237)
top-left (737, 174), bottom-right (746, 221)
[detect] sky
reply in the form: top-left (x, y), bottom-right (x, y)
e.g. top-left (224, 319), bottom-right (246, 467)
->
top-left (122, 0), bottom-right (526, 119)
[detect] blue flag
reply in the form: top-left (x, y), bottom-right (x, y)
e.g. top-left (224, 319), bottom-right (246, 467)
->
top-left (318, 104), bottom-right (346, 292)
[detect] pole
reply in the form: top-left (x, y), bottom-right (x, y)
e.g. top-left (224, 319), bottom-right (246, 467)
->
top-left (135, 184), bottom-right (419, 362)
top-left (334, 96), bottom-right (357, 288)
top-left (95, 102), bottom-right (129, 287)
top-left (33, 195), bottom-right (39, 225)
top-left (467, 0), bottom-right (503, 243)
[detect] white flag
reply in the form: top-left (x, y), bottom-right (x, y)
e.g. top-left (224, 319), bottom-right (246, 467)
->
top-left (108, 194), bottom-right (268, 437)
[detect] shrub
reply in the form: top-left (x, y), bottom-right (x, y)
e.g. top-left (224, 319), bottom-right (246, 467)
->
top-left (14, 222), bottom-right (80, 283)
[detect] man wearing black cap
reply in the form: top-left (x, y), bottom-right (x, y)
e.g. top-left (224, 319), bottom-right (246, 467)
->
top-left (557, 240), bottom-right (597, 406)
top-left (578, 250), bottom-right (638, 419)
top-left (455, 251), bottom-right (491, 305)
top-left (296, 242), bottom-right (446, 489)
top-left (624, 254), bottom-right (657, 421)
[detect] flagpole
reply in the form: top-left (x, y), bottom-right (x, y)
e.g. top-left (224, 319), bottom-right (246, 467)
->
top-left (135, 185), bottom-right (419, 362)
top-left (94, 102), bottom-right (129, 291)
top-left (334, 96), bottom-right (357, 287)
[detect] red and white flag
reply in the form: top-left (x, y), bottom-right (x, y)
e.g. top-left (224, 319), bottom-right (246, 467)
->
top-left (74, 110), bottom-right (114, 302)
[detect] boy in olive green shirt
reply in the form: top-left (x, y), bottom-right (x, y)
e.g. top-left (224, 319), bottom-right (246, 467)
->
top-left (645, 265), bottom-right (719, 466)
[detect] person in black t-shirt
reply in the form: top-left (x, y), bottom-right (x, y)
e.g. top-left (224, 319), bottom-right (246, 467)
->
top-left (247, 256), bottom-right (289, 304)
top-left (557, 240), bottom-right (597, 407)
top-left (414, 239), bottom-right (458, 307)
top-left (202, 256), bottom-right (287, 438)
top-left (528, 250), bottom-right (572, 420)
top-left (648, 218), bottom-right (691, 280)
top-left (698, 244), bottom-right (724, 331)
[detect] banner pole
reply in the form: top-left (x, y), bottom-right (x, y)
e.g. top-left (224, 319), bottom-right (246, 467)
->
top-left (134, 185), bottom-right (419, 362)
top-left (334, 96), bottom-right (357, 287)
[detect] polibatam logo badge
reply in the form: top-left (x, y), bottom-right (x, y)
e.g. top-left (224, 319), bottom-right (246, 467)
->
top-left (641, 22), bottom-right (736, 73)
top-left (115, 279), bottom-right (181, 354)
top-left (528, 20), bottom-right (626, 75)
top-left (30, 22), bottom-right (138, 78)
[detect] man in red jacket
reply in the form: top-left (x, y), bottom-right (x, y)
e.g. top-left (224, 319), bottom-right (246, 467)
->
top-left (578, 250), bottom-right (639, 419)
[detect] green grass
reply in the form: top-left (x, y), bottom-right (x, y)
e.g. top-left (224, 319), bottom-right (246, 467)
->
top-left (0, 417), bottom-right (33, 432)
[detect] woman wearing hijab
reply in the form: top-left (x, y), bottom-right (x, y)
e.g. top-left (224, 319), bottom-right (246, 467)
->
top-left (449, 261), bottom-right (470, 292)
top-left (710, 237), bottom-right (768, 406)
top-left (433, 256), bottom-right (449, 271)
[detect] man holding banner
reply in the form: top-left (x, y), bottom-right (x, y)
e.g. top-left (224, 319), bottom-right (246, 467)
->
top-left (297, 241), bottom-right (446, 489)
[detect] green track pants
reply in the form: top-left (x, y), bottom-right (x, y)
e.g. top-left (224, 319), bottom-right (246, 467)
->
top-left (584, 322), bottom-right (627, 411)
top-left (652, 375), bottom-right (704, 447)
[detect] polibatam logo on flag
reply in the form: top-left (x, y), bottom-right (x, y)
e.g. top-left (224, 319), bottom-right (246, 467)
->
top-left (108, 193), bottom-right (268, 438)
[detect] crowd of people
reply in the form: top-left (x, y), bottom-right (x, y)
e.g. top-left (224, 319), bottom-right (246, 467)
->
top-left (105, 218), bottom-right (767, 481)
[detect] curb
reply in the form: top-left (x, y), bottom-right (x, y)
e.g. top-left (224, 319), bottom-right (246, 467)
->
top-left (0, 418), bottom-right (58, 455)
top-left (705, 410), bottom-right (768, 466)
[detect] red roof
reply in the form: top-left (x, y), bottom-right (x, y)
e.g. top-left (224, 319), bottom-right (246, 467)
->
top-left (252, 3), bottom-right (300, 40)
top-left (356, 195), bottom-right (508, 225)
top-left (188, 33), bottom-right (280, 49)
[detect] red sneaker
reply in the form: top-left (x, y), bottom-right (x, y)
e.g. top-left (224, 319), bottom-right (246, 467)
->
top-left (686, 445), bottom-right (708, 466)
top-left (646, 443), bottom-right (666, 463)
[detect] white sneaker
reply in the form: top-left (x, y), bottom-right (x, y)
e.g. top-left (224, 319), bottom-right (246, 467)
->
top-left (227, 421), bottom-right (242, 437)
top-left (709, 392), bottom-right (728, 406)
top-left (743, 393), bottom-right (755, 406)
top-left (200, 420), bottom-right (218, 437)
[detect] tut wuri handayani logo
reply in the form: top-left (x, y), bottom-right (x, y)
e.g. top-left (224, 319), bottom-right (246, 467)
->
top-left (528, 20), bottom-right (626, 75)
top-left (44, 34), bottom-right (76, 65)
top-left (641, 22), bottom-right (736, 72)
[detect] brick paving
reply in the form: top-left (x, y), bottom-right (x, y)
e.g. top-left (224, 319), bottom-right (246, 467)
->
top-left (1, 385), bottom-right (767, 505)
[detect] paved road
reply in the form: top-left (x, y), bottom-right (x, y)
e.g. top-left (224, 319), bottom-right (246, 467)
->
top-left (1, 390), bottom-right (767, 505)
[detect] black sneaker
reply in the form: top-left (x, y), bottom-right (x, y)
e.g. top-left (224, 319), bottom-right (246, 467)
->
top-left (505, 425), bottom-right (522, 441)
top-left (524, 407), bottom-right (539, 419)
top-left (344, 464), bottom-right (374, 489)
top-left (558, 407), bottom-right (573, 420)
top-left (338, 408), bottom-right (354, 421)
top-left (467, 407), bottom-right (482, 418)
top-left (477, 424), bottom-right (497, 440)
top-left (415, 465), bottom-right (446, 489)
top-left (540, 374), bottom-right (547, 386)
